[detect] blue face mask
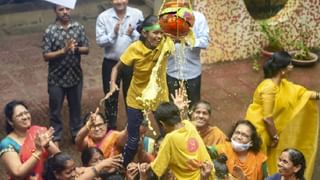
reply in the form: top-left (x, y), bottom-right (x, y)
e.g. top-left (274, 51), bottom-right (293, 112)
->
top-left (231, 139), bottom-right (252, 152)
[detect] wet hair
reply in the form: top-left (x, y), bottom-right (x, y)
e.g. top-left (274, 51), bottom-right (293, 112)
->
top-left (83, 111), bottom-right (107, 124)
top-left (154, 102), bottom-right (181, 126)
top-left (263, 51), bottom-right (292, 78)
top-left (190, 100), bottom-right (212, 116)
top-left (81, 147), bottom-right (104, 167)
top-left (4, 100), bottom-right (28, 134)
top-left (42, 152), bottom-right (74, 180)
top-left (136, 15), bottom-right (159, 42)
top-left (228, 120), bottom-right (262, 153)
top-left (282, 148), bottom-right (306, 180)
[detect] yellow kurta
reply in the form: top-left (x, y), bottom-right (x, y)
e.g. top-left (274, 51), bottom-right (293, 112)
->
top-left (245, 79), bottom-right (319, 179)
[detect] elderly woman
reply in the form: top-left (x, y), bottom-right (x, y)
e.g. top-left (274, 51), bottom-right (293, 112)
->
top-left (207, 120), bottom-right (267, 179)
top-left (267, 148), bottom-right (306, 180)
top-left (245, 51), bottom-right (319, 179)
top-left (75, 111), bottom-right (127, 159)
top-left (190, 100), bottom-right (227, 146)
top-left (0, 100), bottom-right (60, 179)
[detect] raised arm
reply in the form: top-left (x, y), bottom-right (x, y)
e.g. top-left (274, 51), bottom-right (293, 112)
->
top-left (0, 131), bottom-right (53, 178)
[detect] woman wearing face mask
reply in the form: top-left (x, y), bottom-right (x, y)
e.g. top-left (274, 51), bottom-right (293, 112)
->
top-left (245, 51), bottom-right (319, 179)
top-left (267, 148), bottom-right (306, 180)
top-left (101, 15), bottom-right (174, 167)
top-left (207, 120), bottom-right (267, 180)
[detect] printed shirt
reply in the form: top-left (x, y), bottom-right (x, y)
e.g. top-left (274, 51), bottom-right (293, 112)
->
top-left (96, 6), bottom-right (144, 60)
top-left (42, 20), bottom-right (89, 88)
top-left (151, 120), bottom-right (214, 179)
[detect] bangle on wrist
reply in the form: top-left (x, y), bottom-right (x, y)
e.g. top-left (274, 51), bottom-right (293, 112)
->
top-left (85, 121), bottom-right (91, 130)
top-left (32, 152), bottom-right (40, 160)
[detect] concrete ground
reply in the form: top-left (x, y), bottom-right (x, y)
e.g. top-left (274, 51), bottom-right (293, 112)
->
top-left (0, 2), bottom-right (319, 179)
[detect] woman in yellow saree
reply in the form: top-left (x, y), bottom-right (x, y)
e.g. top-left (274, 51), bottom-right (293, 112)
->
top-left (245, 51), bottom-right (319, 179)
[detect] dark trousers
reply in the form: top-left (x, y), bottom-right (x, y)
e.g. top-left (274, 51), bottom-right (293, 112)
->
top-left (48, 80), bottom-right (83, 142)
top-left (122, 107), bottom-right (144, 167)
top-left (167, 74), bottom-right (201, 108)
top-left (102, 58), bottom-right (132, 130)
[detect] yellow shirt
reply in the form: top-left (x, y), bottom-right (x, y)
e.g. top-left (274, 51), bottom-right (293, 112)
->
top-left (120, 38), bottom-right (170, 110)
top-left (151, 120), bottom-right (214, 179)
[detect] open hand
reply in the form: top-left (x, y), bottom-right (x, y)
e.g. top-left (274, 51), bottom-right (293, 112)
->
top-left (171, 81), bottom-right (190, 111)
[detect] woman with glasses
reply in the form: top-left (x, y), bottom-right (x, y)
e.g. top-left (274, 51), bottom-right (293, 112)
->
top-left (75, 111), bottom-right (128, 159)
top-left (207, 120), bottom-right (267, 179)
top-left (245, 51), bottom-right (319, 179)
top-left (0, 100), bottom-right (60, 179)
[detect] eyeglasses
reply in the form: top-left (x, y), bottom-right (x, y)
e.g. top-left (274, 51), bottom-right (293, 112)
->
top-left (90, 123), bottom-right (106, 130)
top-left (14, 111), bottom-right (30, 119)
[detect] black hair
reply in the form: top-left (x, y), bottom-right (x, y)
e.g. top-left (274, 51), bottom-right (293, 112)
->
top-left (154, 102), bottom-right (181, 126)
top-left (4, 100), bottom-right (28, 134)
top-left (263, 51), bottom-right (292, 78)
top-left (42, 152), bottom-right (73, 180)
top-left (81, 147), bottom-right (104, 167)
top-left (228, 120), bottom-right (262, 153)
top-left (83, 111), bottom-right (106, 124)
top-left (282, 148), bottom-right (306, 180)
top-left (190, 100), bottom-right (212, 116)
top-left (136, 15), bottom-right (159, 42)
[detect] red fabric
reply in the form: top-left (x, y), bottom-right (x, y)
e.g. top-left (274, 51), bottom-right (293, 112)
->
top-left (19, 126), bottom-right (49, 180)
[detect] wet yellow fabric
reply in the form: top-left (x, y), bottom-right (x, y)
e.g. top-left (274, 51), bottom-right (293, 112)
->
top-left (246, 79), bottom-right (319, 179)
top-left (121, 37), bottom-right (174, 111)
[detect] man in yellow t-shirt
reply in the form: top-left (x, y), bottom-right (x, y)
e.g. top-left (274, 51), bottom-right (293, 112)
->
top-left (137, 102), bottom-right (215, 180)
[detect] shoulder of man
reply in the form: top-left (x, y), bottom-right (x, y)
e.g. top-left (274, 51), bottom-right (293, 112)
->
top-left (127, 6), bottom-right (143, 15)
top-left (44, 23), bottom-right (58, 33)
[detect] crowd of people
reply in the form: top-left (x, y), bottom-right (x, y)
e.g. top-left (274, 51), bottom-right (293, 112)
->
top-left (0, 0), bottom-right (318, 179)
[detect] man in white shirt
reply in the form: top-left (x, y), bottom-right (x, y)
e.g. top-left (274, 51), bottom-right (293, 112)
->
top-left (96, 0), bottom-right (144, 130)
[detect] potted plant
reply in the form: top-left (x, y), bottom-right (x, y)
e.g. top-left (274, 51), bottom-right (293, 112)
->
top-left (290, 40), bottom-right (318, 67)
top-left (259, 20), bottom-right (284, 58)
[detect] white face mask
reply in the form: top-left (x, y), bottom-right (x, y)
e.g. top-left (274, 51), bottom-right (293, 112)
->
top-left (231, 139), bottom-right (252, 152)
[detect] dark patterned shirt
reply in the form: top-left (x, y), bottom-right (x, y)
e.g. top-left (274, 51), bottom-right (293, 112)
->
top-left (42, 21), bottom-right (89, 88)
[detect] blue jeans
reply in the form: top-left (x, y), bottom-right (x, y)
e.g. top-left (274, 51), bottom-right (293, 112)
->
top-left (48, 81), bottom-right (83, 142)
top-left (122, 107), bottom-right (143, 167)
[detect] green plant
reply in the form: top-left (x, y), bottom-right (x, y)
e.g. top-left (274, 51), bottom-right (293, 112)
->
top-left (259, 20), bottom-right (284, 51)
top-left (251, 51), bottom-right (261, 71)
top-left (293, 40), bottom-right (313, 60)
